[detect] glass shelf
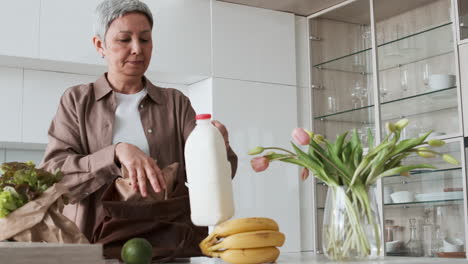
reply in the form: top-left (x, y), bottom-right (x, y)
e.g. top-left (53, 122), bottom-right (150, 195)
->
top-left (381, 87), bottom-right (458, 121)
top-left (384, 167), bottom-right (461, 180)
top-left (312, 23), bottom-right (453, 74)
top-left (313, 105), bottom-right (374, 123)
top-left (378, 22), bottom-right (453, 71)
top-left (384, 198), bottom-right (463, 208)
top-left (313, 87), bottom-right (456, 123)
top-left (313, 48), bottom-right (372, 74)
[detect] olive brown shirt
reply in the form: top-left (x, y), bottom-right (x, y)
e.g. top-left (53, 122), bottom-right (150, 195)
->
top-left (40, 73), bottom-right (238, 243)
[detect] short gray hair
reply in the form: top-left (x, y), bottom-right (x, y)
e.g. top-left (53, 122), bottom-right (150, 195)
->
top-left (94, 0), bottom-right (153, 41)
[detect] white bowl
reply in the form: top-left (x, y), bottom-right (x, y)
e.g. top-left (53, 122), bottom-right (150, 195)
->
top-left (390, 191), bottom-right (414, 203)
top-left (443, 237), bottom-right (464, 252)
top-left (383, 186), bottom-right (393, 204)
top-left (386, 240), bottom-right (402, 253)
top-left (429, 74), bottom-right (456, 91)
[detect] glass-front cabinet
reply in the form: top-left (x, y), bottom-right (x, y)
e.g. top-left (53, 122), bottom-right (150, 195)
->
top-left (308, 0), bottom-right (467, 258)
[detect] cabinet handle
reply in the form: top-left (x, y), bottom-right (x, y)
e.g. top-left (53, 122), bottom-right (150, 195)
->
top-left (310, 35), bottom-right (322, 41)
top-left (311, 84), bottom-right (324, 89)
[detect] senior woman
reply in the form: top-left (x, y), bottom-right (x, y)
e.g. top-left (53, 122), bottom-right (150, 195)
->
top-left (40, 0), bottom-right (237, 260)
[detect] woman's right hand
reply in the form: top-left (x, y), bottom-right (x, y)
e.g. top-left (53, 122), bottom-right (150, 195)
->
top-left (115, 143), bottom-right (166, 197)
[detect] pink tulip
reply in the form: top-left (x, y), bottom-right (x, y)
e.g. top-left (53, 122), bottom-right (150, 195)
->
top-left (292, 128), bottom-right (310, 145)
top-left (301, 168), bottom-right (310, 181)
top-left (251, 157), bottom-right (269, 172)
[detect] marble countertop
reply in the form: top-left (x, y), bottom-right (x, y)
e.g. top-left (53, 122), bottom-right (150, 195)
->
top-left (106, 252), bottom-right (468, 264)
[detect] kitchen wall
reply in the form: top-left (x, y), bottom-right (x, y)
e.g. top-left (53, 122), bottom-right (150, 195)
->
top-left (0, 0), bottom-right (307, 253)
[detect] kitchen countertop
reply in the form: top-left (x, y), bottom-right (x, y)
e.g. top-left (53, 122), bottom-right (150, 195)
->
top-left (106, 252), bottom-right (468, 264)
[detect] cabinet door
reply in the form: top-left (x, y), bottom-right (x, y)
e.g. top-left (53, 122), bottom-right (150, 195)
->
top-left (5, 149), bottom-right (44, 166)
top-left (0, 149), bottom-right (4, 164)
top-left (22, 70), bottom-right (97, 144)
top-left (0, 67), bottom-right (23, 142)
top-left (212, 1), bottom-right (296, 86)
top-left (40, 0), bottom-right (102, 65)
top-left (143, 0), bottom-right (212, 77)
top-left (212, 77), bottom-right (300, 252)
top-left (460, 43), bottom-right (468, 135)
top-left (0, 0), bottom-right (40, 58)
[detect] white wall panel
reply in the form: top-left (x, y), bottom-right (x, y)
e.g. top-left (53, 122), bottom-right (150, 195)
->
top-left (40, 0), bottom-right (102, 65)
top-left (0, 67), bottom-right (23, 142)
top-left (23, 70), bottom-right (97, 144)
top-left (0, 149), bottom-right (5, 165)
top-left (0, 0), bottom-right (40, 58)
top-left (212, 1), bottom-right (296, 85)
top-left (187, 78), bottom-right (213, 115)
top-left (5, 149), bottom-right (44, 166)
top-left (143, 0), bottom-right (212, 77)
top-left (295, 16), bottom-right (310, 88)
top-left (212, 77), bottom-right (300, 252)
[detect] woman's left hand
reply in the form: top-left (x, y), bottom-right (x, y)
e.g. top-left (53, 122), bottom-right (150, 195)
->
top-left (212, 120), bottom-right (230, 148)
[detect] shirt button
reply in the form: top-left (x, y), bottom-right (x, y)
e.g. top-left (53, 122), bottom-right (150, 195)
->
top-left (84, 192), bottom-right (90, 196)
top-left (147, 129), bottom-right (153, 134)
top-left (140, 104), bottom-right (144, 109)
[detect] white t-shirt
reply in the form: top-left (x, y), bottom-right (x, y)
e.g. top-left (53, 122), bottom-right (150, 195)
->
top-left (112, 88), bottom-right (150, 155)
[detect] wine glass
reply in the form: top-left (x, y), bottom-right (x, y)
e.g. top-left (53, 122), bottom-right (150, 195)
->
top-left (352, 81), bottom-right (367, 108)
top-left (400, 65), bottom-right (409, 95)
top-left (422, 62), bottom-right (430, 89)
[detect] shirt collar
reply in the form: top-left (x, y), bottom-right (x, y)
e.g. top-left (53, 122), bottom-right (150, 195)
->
top-left (93, 73), bottom-right (164, 104)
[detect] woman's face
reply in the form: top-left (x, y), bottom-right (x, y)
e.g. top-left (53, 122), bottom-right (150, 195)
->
top-left (101, 12), bottom-right (153, 77)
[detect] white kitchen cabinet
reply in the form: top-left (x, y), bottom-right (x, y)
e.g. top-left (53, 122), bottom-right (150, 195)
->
top-left (39, 0), bottom-right (211, 82)
top-left (211, 77), bottom-right (300, 252)
top-left (0, 0), bottom-right (40, 58)
top-left (5, 149), bottom-right (44, 166)
top-left (154, 82), bottom-right (190, 96)
top-left (460, 43), bottom-right (468, 135)
top-left (187, 78), bottom-right (213, 115)
top-left (143, 0), bottom-right (212, 78)
top-left (0, 67), bottom-right (23, 142)
top-left (212, 1), bottom-right (296, 86)
top-left (0, 149), bottom-right (4, 164)
top-left (39, 0), bottom-right (103, 66)
top-left (22, 70), bottom-right (97, 144)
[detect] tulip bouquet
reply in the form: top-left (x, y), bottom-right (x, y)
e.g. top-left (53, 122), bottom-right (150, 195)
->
top-left (249, 119), bottom-right (458, 260)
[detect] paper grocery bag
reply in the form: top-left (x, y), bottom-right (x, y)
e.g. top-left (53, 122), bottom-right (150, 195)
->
top-left (93, 162), bottom-right (207, 261)
top-left (116, 162), bottom-right (179, 202)
top-left (0, 183), bottom-right (88, 243)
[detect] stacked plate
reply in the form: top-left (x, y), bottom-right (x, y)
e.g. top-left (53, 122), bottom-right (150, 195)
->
top-left (0, 242), bottom-right (104, 264)
top-left (414, 191), bottom-right (464, 202)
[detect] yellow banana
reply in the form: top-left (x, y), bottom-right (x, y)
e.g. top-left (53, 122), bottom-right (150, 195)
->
top-left (212, 247), bottom-right (280, 264)
top-left (208, 230), bottom-right (285, 251)
top-left (211, 217), bottom-right (279, 238)
top-left (200, 217), bottom-right (280, 257)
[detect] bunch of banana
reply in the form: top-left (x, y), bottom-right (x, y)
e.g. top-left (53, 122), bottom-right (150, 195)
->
top-left (199, 217), bottom-right (285, 264)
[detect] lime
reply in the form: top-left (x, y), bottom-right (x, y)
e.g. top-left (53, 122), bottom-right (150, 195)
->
top-left (121, 238), bottom-right (153, 264)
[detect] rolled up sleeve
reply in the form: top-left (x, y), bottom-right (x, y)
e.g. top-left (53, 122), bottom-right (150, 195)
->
top-left (40, 90), bottom-right (120, 204)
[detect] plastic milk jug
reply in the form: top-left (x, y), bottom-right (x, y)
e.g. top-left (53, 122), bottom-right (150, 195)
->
top-left (184, 114), bottom-right (235, 226)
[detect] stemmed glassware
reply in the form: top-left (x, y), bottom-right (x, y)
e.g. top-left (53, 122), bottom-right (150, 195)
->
top-left (400, 65), bottom-right (409, 95)
top-left (351, 80), bottom-right (368, 108)
top-left (422, 62), bottom-right (430, 89)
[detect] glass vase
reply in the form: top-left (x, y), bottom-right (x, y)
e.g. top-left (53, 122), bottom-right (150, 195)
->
top-left (322, 185), bottom-right (382, 260)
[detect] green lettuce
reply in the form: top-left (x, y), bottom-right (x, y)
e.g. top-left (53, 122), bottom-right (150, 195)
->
top-left (0, 187), bottom-right (26, 218)
top-left (0, 161), bottom-right (62, 218)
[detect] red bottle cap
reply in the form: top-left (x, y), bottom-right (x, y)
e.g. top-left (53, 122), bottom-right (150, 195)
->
top-left (196, 114), bottom-right (212, 120)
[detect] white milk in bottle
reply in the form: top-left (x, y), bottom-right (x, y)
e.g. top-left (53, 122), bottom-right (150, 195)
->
top-left (184, 114), bottom-right (235, 226)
